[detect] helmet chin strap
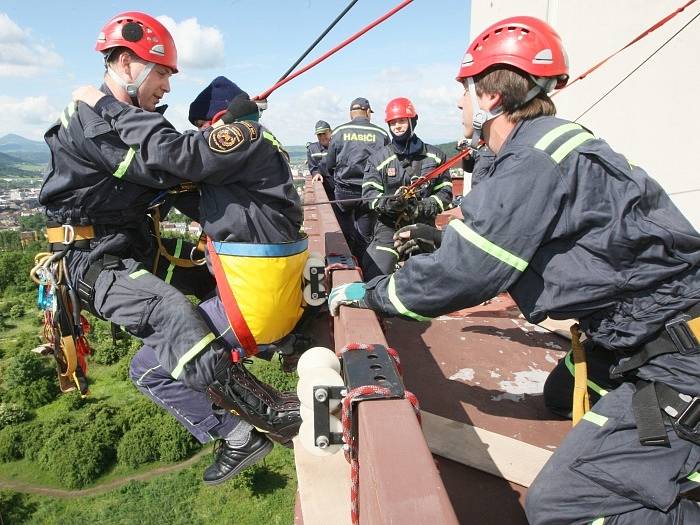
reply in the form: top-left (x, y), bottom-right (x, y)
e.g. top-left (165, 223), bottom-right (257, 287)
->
top-left (107, 62), bottom-right (155, 107)
top-left (466, 77), bottom-right (502, 147)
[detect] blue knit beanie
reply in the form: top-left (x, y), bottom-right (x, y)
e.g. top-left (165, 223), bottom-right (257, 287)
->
top-left (188, 76), bottom-right (246, 125)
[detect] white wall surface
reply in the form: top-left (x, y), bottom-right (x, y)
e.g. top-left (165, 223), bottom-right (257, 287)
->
top-left (470, 0), bottom-right (700, 228)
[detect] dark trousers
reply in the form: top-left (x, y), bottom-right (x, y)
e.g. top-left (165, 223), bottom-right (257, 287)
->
top-left (529, 338), bottom-right (700, 523)
top-left (543, 341), bottom-right (623, 418)
top-left (130, 294), bottom-right (283, 444)
top-left (362, 222), bottom-right (400, 281)
top-left (334, 186), bottom-right (374, 262)
top-left (66, 243), bottom-right (222, 392)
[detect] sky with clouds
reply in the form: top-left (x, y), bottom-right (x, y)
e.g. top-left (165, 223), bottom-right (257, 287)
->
top-left (0, 0), bottom-right (470, 146)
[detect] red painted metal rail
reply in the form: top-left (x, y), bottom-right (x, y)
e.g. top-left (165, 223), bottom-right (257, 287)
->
top-left (298, 179), bottom-right (458, 525)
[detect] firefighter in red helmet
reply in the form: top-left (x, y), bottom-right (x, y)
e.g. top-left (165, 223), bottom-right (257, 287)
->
top-left (330, 16), bottom-right (700, 523)
top-left (95, 11), bottom-right (178, 110)
top-left (361, 96), bottom-right (451, 280)
top-left (38, 12), bottom-right (294, 487)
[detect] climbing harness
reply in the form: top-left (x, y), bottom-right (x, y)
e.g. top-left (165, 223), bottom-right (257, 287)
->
top-left (30, 237), bottom-right (91, 396)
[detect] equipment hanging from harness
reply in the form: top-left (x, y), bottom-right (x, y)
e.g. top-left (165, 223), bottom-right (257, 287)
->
top-left (30, 225), bottom-right (94, 396)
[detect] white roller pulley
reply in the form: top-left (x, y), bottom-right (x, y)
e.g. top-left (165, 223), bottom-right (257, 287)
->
top-left (297, 367), bottom-right (344, 411)
top-left (303, 252), bottom-right (325, 281)
top-left (303, 282), bottom-right (326, 306)
top-left (297, 346), bottom-right (341, 377)
top-left (299, 415), bottom-right (343, 456)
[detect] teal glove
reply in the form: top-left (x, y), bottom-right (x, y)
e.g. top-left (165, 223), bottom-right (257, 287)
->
top-left (328, 282), bottom-right (367, 316)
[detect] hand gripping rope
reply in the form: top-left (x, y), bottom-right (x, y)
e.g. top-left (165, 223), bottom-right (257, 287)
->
top-left (339, 343), bottom-right (419, 525)
top-left (304, 148), bottom-right (471, 208)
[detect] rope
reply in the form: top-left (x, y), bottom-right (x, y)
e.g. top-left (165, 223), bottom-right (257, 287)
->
top-left (255, 0), bottom-right (414, 100)
top-left (574, 8), bottom-right (700, 122)
top-left (338, 343), bottom-right (419, 525)
top-left (554, 0), bottom-right (697, 96)
top-left (276, 0), bottom-right (360, 82)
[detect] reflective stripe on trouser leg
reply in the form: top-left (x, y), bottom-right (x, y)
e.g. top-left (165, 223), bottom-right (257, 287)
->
top-left (91, 257), bottom-right (218, 388)
top-left (130, 344), bottom-right (243, 444)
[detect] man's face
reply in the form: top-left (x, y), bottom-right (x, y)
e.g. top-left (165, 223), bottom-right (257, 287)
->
top-left (457, 80), bottom-right (474, 139)
top-left (388, 117), bottom-right (410, 136)
top-left (135, 63), bottom-right (173, 111)
top-left (317, 131), bottom-right (331, 147)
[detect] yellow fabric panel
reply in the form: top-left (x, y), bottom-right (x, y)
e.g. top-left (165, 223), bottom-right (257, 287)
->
top-left (219, 250), bottom-right (307, 344)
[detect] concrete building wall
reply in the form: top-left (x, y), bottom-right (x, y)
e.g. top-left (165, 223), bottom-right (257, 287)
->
top-left (470, 0), bottom-right (700, 228)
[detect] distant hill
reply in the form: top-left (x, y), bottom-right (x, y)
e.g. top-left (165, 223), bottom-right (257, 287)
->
top-left (0, 133), bottom-right (50, 165)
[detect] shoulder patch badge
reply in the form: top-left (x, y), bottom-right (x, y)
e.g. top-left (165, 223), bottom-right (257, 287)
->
top-left (208, 124), bottom-right (246, 153)
top-left (239, 121), bottom-right (259, 141)
top-left (387, 167), bottom-right (396, 178)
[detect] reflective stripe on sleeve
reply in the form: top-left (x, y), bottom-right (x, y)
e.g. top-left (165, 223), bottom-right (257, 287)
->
top-left (426, 152), bottom-right (442, 164)
top-left (362, 181), bottom-right (384, 191)
top-left (376, 154), bottom-right (397, 171)
top-left (430, 194), bottom-right (445, 211)
top-left (534, 123), bottom-right (581, 151)
top-left (371, 194), bottom-right (384, 210)
top-left (432, 181), bottom-right (453, 192)
top-left (687, 471), bottom-right (700, 483)
top-left (387, 274), bottom-right (431, 321)
top-left (114, 147), bottom-right (137, 179)
top-left (129, 269), bottom-right (149, 279)
top-left (171, 332), bottom-right (217, 379)
top-left (376, 245), bottom-right (399, 259)
top-left (448, 221), bottom-right (528, 272)
top-left (551, 132), bottom-right (595, 163)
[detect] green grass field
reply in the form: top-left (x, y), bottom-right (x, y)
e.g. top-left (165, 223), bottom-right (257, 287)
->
top-left (0, 289), bottom-right (298, 524)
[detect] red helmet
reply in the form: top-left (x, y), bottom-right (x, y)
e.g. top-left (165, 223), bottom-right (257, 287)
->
top-left (385, 97), bottom-right (417, 123)
top-left (456, 16), bottom-right (568, 89)
top-left (96, 11), bottom-right (178, 73)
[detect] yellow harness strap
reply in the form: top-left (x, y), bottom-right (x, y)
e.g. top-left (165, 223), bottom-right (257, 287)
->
top-left (571, 323), bottom-right (590, 425)
top-left (688, 317), bottom-right (700, 341)
top-left (46, 225), bottom-right (95, 244)
top-left (150, 207), bottom-right (206, 273)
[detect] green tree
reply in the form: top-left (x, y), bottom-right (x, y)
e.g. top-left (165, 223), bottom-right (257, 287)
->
top-left (0, 402), bottom-right (29, 429)
top-left (38, 423), bottom-right (116, 488)
top-left (157, 415), bottom-right (199, 463)
top-left (8, 303), bottom-right (25, 318)
top-left (18, 213), bottom-right (46, 233)
top-left (0, 491), bottom-right (36, 523)
top-left (0, 426), bottom-right (24, 462)
top-left (117, 422), bottom-right (159, 468)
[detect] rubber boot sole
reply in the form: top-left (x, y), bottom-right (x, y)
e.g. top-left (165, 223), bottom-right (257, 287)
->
top-left (202, 438), bottom-right (274, 486)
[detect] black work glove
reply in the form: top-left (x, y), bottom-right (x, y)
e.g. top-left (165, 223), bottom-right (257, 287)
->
top-left (414, 198), bottom-right (442, 219)
top-left (393, 224), bottom-right (442, 258)
top-left (376, 194), bottom-right (407, 218)
top-left (221, 94), bottom-right (260, 124)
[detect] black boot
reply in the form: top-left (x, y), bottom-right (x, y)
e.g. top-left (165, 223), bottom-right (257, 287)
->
top-left (202, 430), bottom-right (273, 485)
top-left (208, 358), bottom-right (301, 446)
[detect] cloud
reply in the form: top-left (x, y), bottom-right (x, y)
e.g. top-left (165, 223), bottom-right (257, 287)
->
top-left (0, 13), bottom-right (63, 77)
top-left (261, 63), bottom-right (465, 146)
top-left (157, 16), bottom-right (224, 70)
top-left (0, 95), bottom-right (60, 139)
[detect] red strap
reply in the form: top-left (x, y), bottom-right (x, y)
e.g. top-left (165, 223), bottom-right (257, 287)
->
top-left (555, 0), bottom-right (697, 95)
top-left (206, 238), bottom-right (259, 356)
top-left (404, 148), bottom-right (471, 193)
top-left (255, 0), bottom-right (414, 100)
